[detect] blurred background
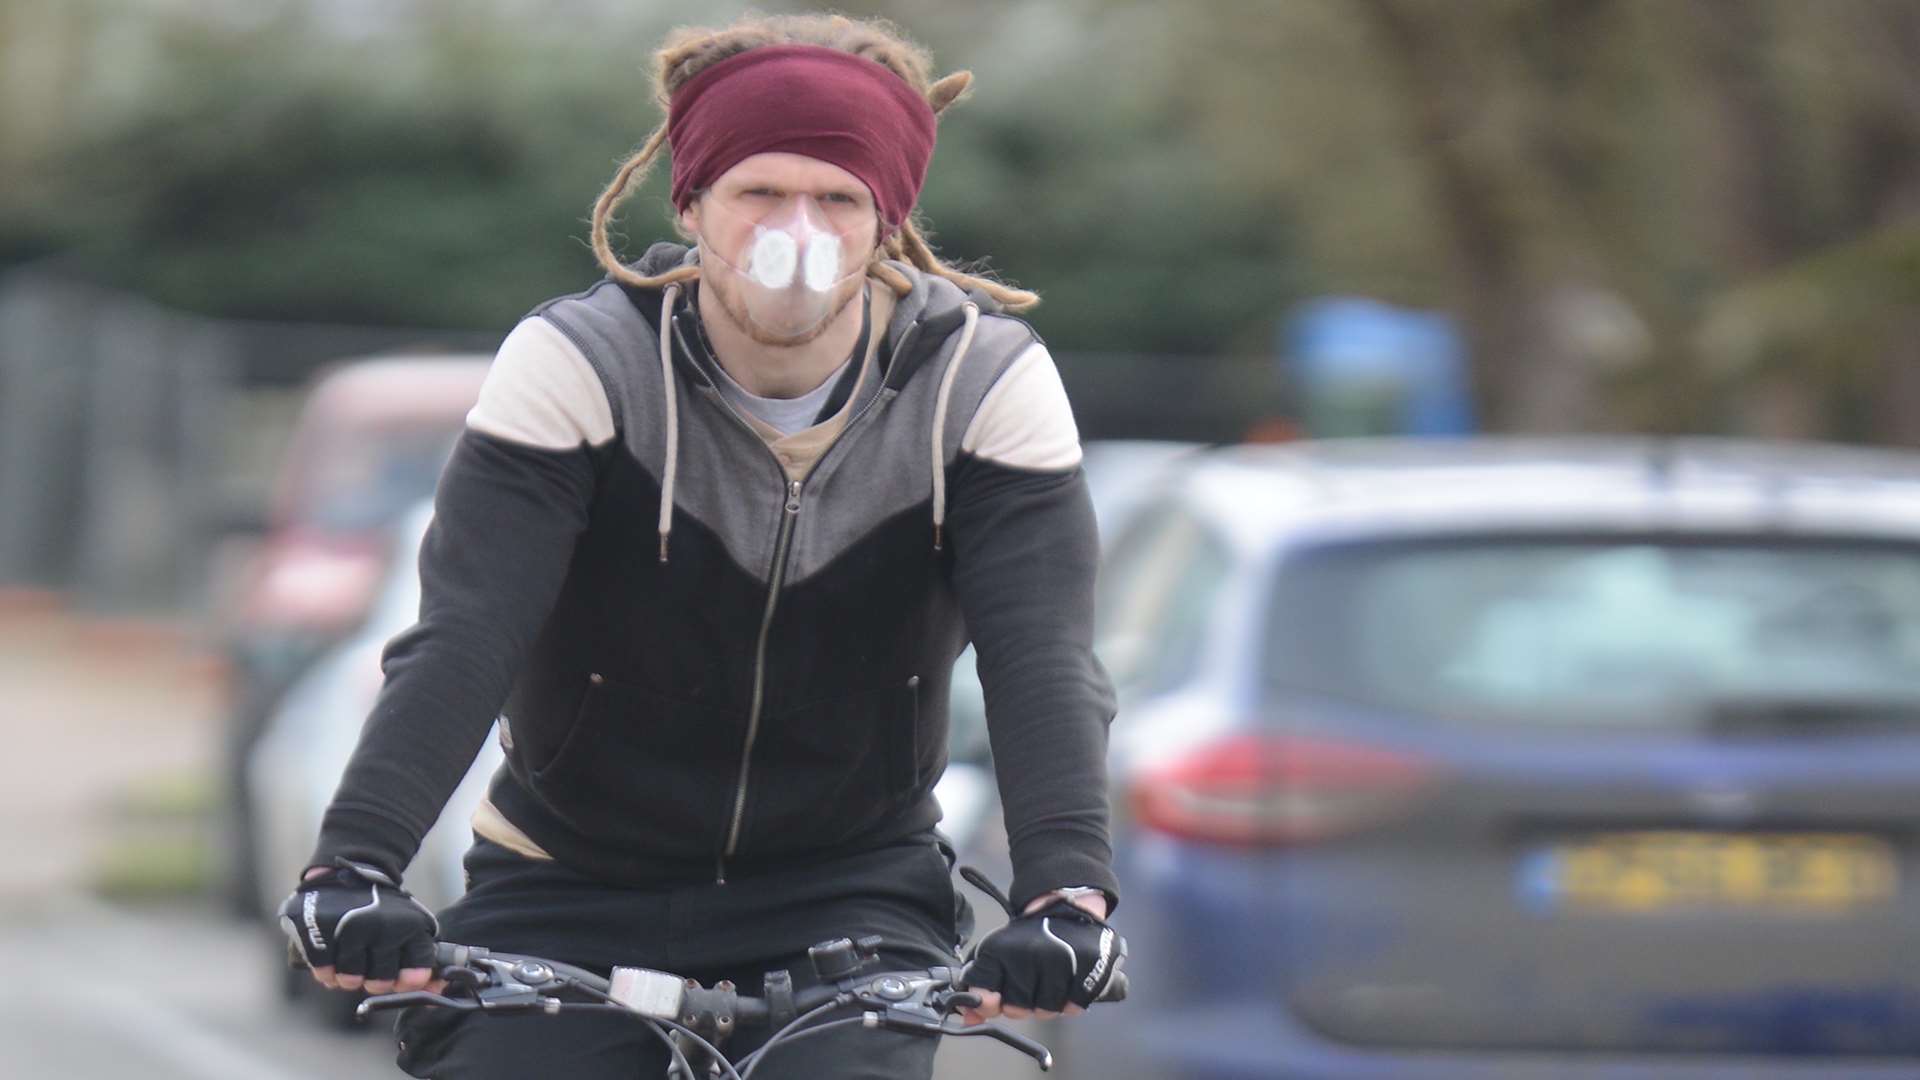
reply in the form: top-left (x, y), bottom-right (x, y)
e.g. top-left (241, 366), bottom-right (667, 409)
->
top-left (5, 0), bottom-right (1920, 1077)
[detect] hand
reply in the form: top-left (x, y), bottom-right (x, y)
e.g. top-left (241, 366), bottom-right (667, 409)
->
top-left (957, 890), bottom-right (1123, 1026)
top-left (280, 859), bottom-right (439, 997)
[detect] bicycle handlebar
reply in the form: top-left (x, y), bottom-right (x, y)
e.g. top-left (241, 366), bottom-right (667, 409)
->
top-left (356, 936), bottom-right (1125, 1074)
top-left (410, 940), bottom-right (1124, 1019)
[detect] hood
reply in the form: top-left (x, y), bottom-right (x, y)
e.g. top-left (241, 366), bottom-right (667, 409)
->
top-left (625, 241), bottom-right (994, 561)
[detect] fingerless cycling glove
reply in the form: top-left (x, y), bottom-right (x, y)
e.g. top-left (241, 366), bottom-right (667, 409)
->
top-left (960, 898), bottom-right (1127, 1012)
top-left (279, 858), bottom-right (437, 981)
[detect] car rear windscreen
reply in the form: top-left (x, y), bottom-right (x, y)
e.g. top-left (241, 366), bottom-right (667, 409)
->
top-left (1265, 537), bottom-right (1920, 728)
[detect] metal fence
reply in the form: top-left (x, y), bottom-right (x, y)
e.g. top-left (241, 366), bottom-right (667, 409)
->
top-left (0, 268), bottom-right (493, 613)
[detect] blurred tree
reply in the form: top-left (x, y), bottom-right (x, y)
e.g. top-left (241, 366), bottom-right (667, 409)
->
top-left (0, 0), bottom-right (1302, 359)
top-left (1, 0), bottom-right (676, 329)
top-left (1688, 0), bottom-right (1920, 444)
top-left (6, 0), bottom-right (1920, 442)
top-left (1339, 0), bottom-right (1920, 441)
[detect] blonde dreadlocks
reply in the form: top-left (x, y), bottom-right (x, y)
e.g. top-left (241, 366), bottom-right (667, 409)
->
top-left (587, 12), bottom-right (1038, 312)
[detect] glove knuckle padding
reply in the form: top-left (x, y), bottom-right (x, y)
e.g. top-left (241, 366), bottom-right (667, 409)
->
top-left (959, 951), bottom-right (1006, 993)
top-left (964, 902), bottom-right (1128, 1011)
top-left (278, 860), bottom-right (437, 979)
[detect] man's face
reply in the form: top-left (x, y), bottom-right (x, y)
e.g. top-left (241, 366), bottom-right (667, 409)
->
top-left (682, 152), bottom-right (881, 347)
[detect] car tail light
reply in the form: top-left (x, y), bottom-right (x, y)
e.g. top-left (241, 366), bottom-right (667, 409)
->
top-left (239, 534), bottom-right (388, 633)
top-left (1129, 734), bottom-right (1437, 846)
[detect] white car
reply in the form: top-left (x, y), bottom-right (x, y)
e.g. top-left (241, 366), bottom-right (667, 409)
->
top-left (246, 502), bottom-right (495, 925)
top-left (939, 440), bottom-right (1202, 910)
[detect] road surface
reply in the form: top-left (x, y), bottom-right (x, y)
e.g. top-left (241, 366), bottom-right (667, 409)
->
top-left (0, 893), bottom-right (1052, 1078)
top-left (0, 601), bottom-right (1052, 1078)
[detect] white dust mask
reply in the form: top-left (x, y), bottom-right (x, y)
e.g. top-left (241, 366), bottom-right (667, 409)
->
top-left (698, 192), bottom-right (870, 341)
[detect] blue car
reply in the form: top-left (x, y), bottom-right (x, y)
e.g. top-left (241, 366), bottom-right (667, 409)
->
top-left (1059, 438), bottom-right (1920, 1079)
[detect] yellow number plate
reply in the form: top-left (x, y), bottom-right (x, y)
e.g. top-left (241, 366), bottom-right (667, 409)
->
top-left (1538, 831), bottom-right (1899, 913)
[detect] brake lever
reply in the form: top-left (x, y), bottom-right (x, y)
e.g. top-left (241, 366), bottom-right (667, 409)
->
top-left (355, 990), bottom-right (475, 1017)
top-left (923, 1019), bottom-right (1053, 1071)
top-left (355, 967), bottom-right (567, 1020)
top-left (357, 988), bottom-right (565, 1019)
top-left (850, 975), bottom-right (1052, 1071)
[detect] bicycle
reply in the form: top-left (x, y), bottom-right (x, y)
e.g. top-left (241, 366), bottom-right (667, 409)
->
top-left (357, 933), bottom-right (1127, 1079)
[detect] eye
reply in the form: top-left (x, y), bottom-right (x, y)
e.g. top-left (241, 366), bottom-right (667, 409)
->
top-left (824, 193), bottom-right (861, 205)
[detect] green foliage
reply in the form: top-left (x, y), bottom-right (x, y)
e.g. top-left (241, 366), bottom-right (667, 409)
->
top-left (8, 0), bottom-right (1919, 440)
top-left (6, 30), bottom-right (654, 329)
top-left (0, 0), bottom-right (1301, 355)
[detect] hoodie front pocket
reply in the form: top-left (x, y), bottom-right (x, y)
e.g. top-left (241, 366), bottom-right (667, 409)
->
top-left (739, 680), bottom-right (920, 853)
top-left (530, 673), bottom-right (741, 858)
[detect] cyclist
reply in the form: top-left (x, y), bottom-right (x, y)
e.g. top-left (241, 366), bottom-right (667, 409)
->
top-left (281, 12), bottom-right (1124, 1078)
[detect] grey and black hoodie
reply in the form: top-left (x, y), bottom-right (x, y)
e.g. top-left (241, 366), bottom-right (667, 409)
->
top-left (311, 244), bottom-right (1118, 911)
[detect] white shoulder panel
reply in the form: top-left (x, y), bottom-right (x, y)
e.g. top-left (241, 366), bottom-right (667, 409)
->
top-left (466, 317), bottom-right (616, 449)
top-left (960, 341), bottom-right (1083, 471)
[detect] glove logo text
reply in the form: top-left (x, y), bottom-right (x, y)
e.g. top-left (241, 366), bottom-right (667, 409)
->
top-left (303, 891), bottom-right (326, 950)
top-left (1082, 927), bottom-right (1114, 994)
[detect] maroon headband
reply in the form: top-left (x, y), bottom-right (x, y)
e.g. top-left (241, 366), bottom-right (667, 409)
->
top-left (667, 44), bottom-right (937, 231)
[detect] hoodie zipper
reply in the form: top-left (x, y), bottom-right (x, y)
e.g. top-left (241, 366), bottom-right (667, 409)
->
top-left (672, 313), bottom-right (927, 884)
top-left (716, 476), bottom-right (802, 883)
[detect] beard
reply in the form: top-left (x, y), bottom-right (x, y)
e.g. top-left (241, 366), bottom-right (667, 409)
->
top-left (698, 237), bottom-right (868, 348)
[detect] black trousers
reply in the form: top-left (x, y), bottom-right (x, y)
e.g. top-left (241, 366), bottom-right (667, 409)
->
top-left (394, 832), bottom-right (972, 1079)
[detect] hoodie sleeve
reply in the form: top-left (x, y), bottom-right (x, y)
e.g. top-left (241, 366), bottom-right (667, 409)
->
top-left (307, 317), bottom-right (613, 880)
top-left (945, 341), bottom-right (1120, 912)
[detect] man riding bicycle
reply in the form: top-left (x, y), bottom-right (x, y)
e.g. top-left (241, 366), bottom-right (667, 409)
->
top-left (281, 13), bottom-right (1125, 1078)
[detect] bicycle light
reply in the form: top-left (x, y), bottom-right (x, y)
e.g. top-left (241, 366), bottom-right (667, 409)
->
top-left (808, 935), bottom-right (884, 982)
top-left (609, 966), bottom-right (689, 1019)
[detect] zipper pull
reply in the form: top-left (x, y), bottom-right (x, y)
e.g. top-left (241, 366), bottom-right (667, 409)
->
top-left (785, 480), bottom-right (802, 514)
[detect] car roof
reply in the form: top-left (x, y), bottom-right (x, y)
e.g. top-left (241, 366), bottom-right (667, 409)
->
top-left (303, 354), bottom-right (492, 428)
top-left (1167, 436), bottom-right (1920, 549)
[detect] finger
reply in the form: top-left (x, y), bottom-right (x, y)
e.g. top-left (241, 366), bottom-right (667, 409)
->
top-left (1035, 1008), bottom-right (1061, 1020)
top-left (363, 947), bottom-right (402, 985)
top-left (400, 935), bottom-right (436, 973)
top-left (363, 978), bottom-right (395, 995)
top-left (395, 967), bottom-right (433, 993)
top-left (957, 1007), bottom-right (985, 1027)
top-left (1002, 1004), bottom-right (1032, 1020)
top-left (428, 978), bottom-right (448, 995)
top-left (1065, 1003), bottom-right (1085, 1017)
top-left (334, 944), bottom-right (374, 992)
top-left (309, 965), bottom-right (339, 990)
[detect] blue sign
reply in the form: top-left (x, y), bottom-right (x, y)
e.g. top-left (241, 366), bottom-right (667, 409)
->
top-left (1282, 296), bottom-right (1474, 437)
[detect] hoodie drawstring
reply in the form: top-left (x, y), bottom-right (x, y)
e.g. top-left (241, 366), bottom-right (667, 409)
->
top-left (660, 287), bottom-right (974, 558)
top-left (929, 303), bottom-right (980, 552)
top-left (658, 285), bottom-right (682, 562)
